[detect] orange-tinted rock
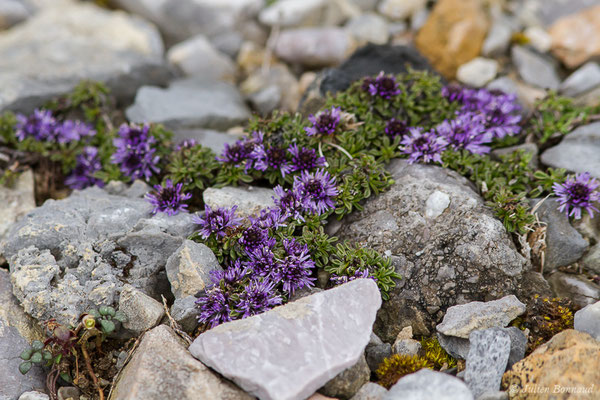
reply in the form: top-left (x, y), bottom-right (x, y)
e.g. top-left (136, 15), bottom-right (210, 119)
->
top-left (550, 5), bottom-right (600, 69)
top-left (502, 330), bottom-right (600, 400)
top-left (415, 0), bottom-right (488, 79)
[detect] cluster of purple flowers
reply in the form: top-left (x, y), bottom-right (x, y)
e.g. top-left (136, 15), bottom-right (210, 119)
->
top-left (273, 169), bottom-right (339, 219)
top-left (553, 172), bottom-right (600, 220)
top-left (362, 72), bottom-right (402, 99)
top-left (111, 123), bottom-right (160, 181)
top-left (64, 146), bottom-right (104, 190)
top-left (15, 109), bottom-right (95, 144)
top-left (305, 106), bottom-right (342, 136)
top-left (193, 205), bottom-right (242, 239)
top-left (330, 269), bottom-right (376, 285)
top-left (435, 112), bottom-right (493, 155)
top-left (217, 131), bottom-right (326, 176)
top-left (145, 179), bottom-right (192, 216)
top-left (400, 127), bottom-right (448, 164)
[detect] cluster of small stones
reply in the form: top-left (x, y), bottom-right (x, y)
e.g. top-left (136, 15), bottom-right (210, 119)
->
top-left (1, 0), bottom-right (600, 399)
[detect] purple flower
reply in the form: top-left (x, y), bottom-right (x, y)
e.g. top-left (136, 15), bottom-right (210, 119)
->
top-left (65, 146), bottom-right (104, 190)
top-left (273, 185), bottom-right (306, 222)
top-left (210, 260), bottom-right (247, 287)
top-left (236, 279), bottom-right (282, 318)
top-left (217, 132), bottom-right (264, 171)
top-left (293, 169), bottom-right (339, 215)
top-left (385, 118), bottom-right (408, 139)
top-left (366, 72), bottom-right (401, 99)
top-left (15, 109), bottom-right (57, 141)
top-left (193, 205), bottom-right (242, 239)
top-left (553, 172), bottom-right (600, 219)
top-left (239, 225), bottom-right (271, 253)
top-left (244, 245), bottom-right (276, 277)
top-left (288, 144), bottom-right (326, 172)
top-left (400, 127), bottom-right (448, 164)
top-left (273, 238), bottom-right (316, 294)
top-left (175, 139), bottom-right (198, 151)
top-left (435, 112), bottom-right (492, 155)
top-left (305, 107), bottom-right (341, 136)
top-left (196, 288), bottom-right (232, 328)
top-left (253, 146), bottom-right (292, 177)
top-left (145, 179), bottom-right (192, 216)
top-left (54, 120), bottom-right (95, 143)
top-left (111, 123), bottom-right (160, 181)
top-left (248, 207), bottom-right (288, 230)
top-left (442, 84), bottom-right (469, 103)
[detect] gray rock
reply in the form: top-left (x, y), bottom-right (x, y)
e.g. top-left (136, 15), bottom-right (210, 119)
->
top-left (0, 0), bottom-right (31, 30)
top-left (384, 369), bottom-right (473, 400)
top-left (203, 185), bottom-right (275, 219)
top-left (436, 296), bottom-right (526, 339)
top-left (514, 0), bottom-right (598, 27)
top-left (1, 270), bottom-right (46, 400)
top-left (486, 77), bottom-right (519, 97)
top-left (464, 328), bottom-right (511, 398)
top-left (0, 2), bottom-right (169, 113)
top-left (126, 79), bottom-right (250, 131)
top-left (437, 333), bottom-right (471, 360)
top-left (2, 187), bottom-right (190, 326)
top-left (560, 62), bottom-right (600, 97)
top-left (320, 354), bottom-right (370, 399)
top-left (582, 243), bottom-right (600, 274)
top-left (530, 197), bottom-right (588, 272)
top-left (337, 160), bottom-right (529, 342)
top-left (351, 382), bottom-right (388, 400)
top-left (189, 279), bottom-right (381, 400)
top-left (18, 392), bottom-right (49, 400)
top-left (240, 63), bottom-right (301, 114)
top-left (345, 13), bottom-right (389, 45)
top-left (248, 85), bottom-right (281, 116)
top-left (477, 392), bottom-right (508, 400)
top-left (574, 300), bottom-right (600, 340)
top-left (482, 15), bottom-right (514, 57)
top-left (258, 0), bottom-right (328, 27)
top-left (511, 45), bottom-right (560, 90)
top-left (56, 387), bottom-right (79, 400)
top-left (119, 284), bottom-right (165, 335)
top-left (548, 272), bottom-right (600, 308)
top-left (541, 121), bottom-right (600, 179)
top-left (524, 26), bottom-right (552, 53)
top-left (274, 27), bottom-right (352, 68)
top-left (171, 129), bottom-right (241, 155)
top-left (170, 295), bottom-right (198, 333)
top-left (0, 168), bottom-right (35, 244)
top-left (393, 339), bottom-right (421, 356)
top-left (378, 0), bottom-right (426, 21)
top-left (110, 325), bottom-right (251, 400)
top-left (165, 240), bottom-right (221, 299)
top-left (456, 57), bottom-right (498, 88)
top-left (366, 343), bottom-right (392, 373)
top-left (409, 7), bottom-right (428, 31)
top-left (167, 34), bottom-right (236, 80)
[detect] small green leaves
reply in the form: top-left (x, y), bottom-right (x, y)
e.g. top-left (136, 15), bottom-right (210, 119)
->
top-left (30, 352), bottom-right (43, 364)
top-left (113, 310), bottom-right (127, 323)
top-left (20, 348), bottom-right (33, 361)
top-left (19, 361), bottom-right (32, 375)
top-left (31, 340), bottom-right (44, 352)
top-left (99, 319), bottom-right (115, 334)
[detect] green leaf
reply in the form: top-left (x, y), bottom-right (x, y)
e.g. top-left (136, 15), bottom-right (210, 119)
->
top-left (20, 348), bottom-right (33, 361)
top-left (113, 310), bottom-right (127, 323)
top-left (99, 306), bottom-right (110, 316)
top-left (99, 319), bottom-right (115, 334)
top-left (42, 350), bottom-right (53, 361)
top-left (87, 309), bottom-right (101, 318)
top-left (30, 352), bottom-right (42, 364)
top-left (60, 372), bottom-right (73, 383)
top-left (31, 340), bottom-right (43, 352)
top-left (19, 361), bottom-right (32, 375)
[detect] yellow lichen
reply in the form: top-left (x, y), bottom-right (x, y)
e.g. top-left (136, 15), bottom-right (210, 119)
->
top-left (376, 354), bottom-right (433, 389)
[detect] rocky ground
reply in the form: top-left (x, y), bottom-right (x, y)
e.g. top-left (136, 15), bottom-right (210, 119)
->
top-left (1, 0), bottom-right (600, 400)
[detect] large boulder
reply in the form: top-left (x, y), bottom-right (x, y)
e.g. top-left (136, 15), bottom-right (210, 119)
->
top-left (1, 186), bottom-right (196, 326)
top-left (0, 169), bottom-right (36, 245)
top-left (0, 0), bottom-right (169, 113)
top-left (337, 160), bottom-right (531, 341)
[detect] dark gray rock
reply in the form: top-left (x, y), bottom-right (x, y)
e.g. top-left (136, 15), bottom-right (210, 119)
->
top-left (170, 295), bottom-right (198, 333)
top-left (548, 272), bottom-right (600, 308)
top-left (189, 279), bottom-right (381, 400)
top-left (384, 369), bottom-right (473, 400)
top-left (464, 328), bottom-right (511, 398)
top-left (582, 243), bottom-right (600, 275)
top-left (1, 186), bottom-right (192, 326)
top-left (560, 62), bottom-right (600, 97)
top-left (574, 300), bottom-right (600, 340)
top-left (110, 325), bottom-right (251, 400)
top-left (126, 79), bottom-right (250, 131)
top-left (351, 382), bottom-right (387, 400)
top-left (437, 333), bottom-right (470, 360)
top-left (530, 198), bottom-right (588, 272)
top-left (337, 160), bottom-right (529, 342)
top-left (366, 343), bottom-right (392, 373)
top-left (320, 354), bottom-right (370, 399)
top-left (541, 121), bottom-right (600, 179)
top-left (0, 2), bottom-right (169, 113)
top-left (511, 45), bottom-right (560, 90)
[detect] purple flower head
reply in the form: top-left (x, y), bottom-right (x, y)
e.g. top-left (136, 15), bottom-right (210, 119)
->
top-left (236, 279), bottom-right (282, 318)
top-left (330, 270), bottom-right (376, 285)
top-left (65, 146), bottom-right (104, 190)
top-left (175, 139), bottom-right (198, 151)
top-left (273, 238), bottom-right (316, 294)
top-left (293, 169), bottom-right (339, 215)
top-left (400, 127), bottom-right (448, 164)
top-left (248, 207), bottom-right (288, 230)
top-left (217, 131), bottom-right (264, 171)
top-left (244, 245), bottom-right (276, 277)
top-left (273, 185), bottom-right (305, 222)
top-left (196, 288), bottom-right (232, 328)
top-left (15, 109), bottom-right (57, 141)
top-left (111, 123), bottom-right (160, 181)
top-left (305, 107), bottom-right (341, 136)
top-left (288, 144), bottom-right (326, 172)
top-left (193, 205), bottom-right (242, 239)
top-left (435, 112), bottom-right (492, 155)
top-left (367, 72), bottom-right (401, 99)
top-left (253, 146), bottom-right (292, 177)
top-left (54, 120), bottom-right (95, 144)
top-left (145, 179), bottom-right (192, 216)
top-left (385, 118), bottom-right (408, 139)
top-left (442, 84), bottom-right (469, 103)
top-left (210, 260), bottom-right (248, 287)
top-left (239, 225), bottom-right (271, 253)
top-left (553, 172), bottom-right (600, 219)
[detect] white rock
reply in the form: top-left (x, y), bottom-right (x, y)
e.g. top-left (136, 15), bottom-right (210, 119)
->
top-left (345, 12), bottom-right (389, 45)
top-left (378, 0), bottom-right (426, 21)
top-left (384, 369), bottom-right (473, 400)
top-left (524, 26), bottom-right (552, 53)
top-left (203, 185), bottom-right (276, 219)
top-left (18, 392), bottom-right (49, 400)
top-left (259, 0), bottom-right (326, 27)
top-left (274, 27), bottom-right (353, 68)
top-left (167, 34), bottom-right (235, 81)
top-left (482, 16), bottom-right (514, 56)
top-left (425, 190), bottom-right (450, 219)
top-left (457, 57), bottom-right (499, 88)
top-left (574, 301), bottom-right (600, 340)
top-left (0, 168), bottom-right (36, 243)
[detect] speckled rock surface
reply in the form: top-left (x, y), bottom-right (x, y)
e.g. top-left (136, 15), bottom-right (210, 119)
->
top-left (384, 369), bottom-right (473, 400)
top-left (0, 169), bottom-right (36, 245)
top-left (203, 185), bottom-right (276, 219)
top-left (337, 160), bottom-right (529, 342)
top-left (320, 354), bottom-right (370, 399)
top-left (464, 328), bottom-right (511, 398)
top-left (189, 279), bottom-right (381, 400)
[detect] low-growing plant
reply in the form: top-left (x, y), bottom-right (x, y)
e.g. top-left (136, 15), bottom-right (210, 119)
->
top-left (376, 354), bottom-right (433, 389)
